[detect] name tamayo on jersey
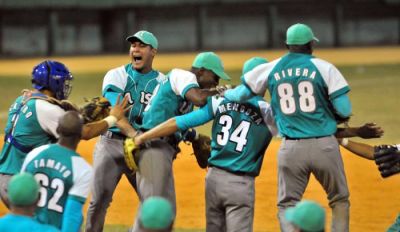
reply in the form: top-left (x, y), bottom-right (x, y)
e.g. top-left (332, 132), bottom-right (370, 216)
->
top-left (21, 144), bottom-right (92, 229)
top-left (141, 68), bottom-right (199, 131)
top-left (102, 64), bottom-right (162, 131)
top-left (207, 96), bottom-right (277, 176)
top-left (0, 97), bottom-right (64, 174)
top-left (243, 53), bottom-right (350, 138)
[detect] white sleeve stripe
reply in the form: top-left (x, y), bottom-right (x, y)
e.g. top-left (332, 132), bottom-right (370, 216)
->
top-left (258, 101), bottom-right (278, 136)
top-left (169, 69), bottom-right (199, 96)
top-left (311, 58), bottom-right (349, 95)
top-left (244, 58), bottom-right (281, 96)
top-left (69, 156), bottom-right (92, 199)
top-left (211, 97), bottom-right (224, 115)
top-left (21, 145), bottom-right (50, 172)
top-left (36, 100), bottom-right (65, 138)
top-left (102, 66), bottom-right (127, 92)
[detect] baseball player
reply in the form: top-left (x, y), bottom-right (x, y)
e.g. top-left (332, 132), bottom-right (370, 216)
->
top-left (85, 30), bottom-right (163, 232)
top-left (224, 23), bottom-right (352, 232)
top-left (0, 60), bottom-right (128, 208)
top-left (133, 57), bottom-right (275, 232)
top-left (0, 173), bottom-right (60, 232)
top-left (21, 111), bottom-right (91, 232)
top-left (131, 51), bottom-right (230, 231)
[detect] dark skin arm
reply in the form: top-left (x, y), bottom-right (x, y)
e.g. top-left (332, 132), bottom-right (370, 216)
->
top-left (184, 87), bottom-right (218, 107)
top-left (335, 123), bottom-right (384, 139)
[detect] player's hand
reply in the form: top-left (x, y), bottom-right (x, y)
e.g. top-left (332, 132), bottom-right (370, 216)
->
top-left (109, 95), bottom-right (131, 121)
top-left (134, 135), bottom-right (144, 146)
top-left (356, 122), bottom-right (384, 139)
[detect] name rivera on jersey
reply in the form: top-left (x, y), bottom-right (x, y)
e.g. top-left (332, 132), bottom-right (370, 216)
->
top-left (33, 158), bottom-right (71, 178)
top-left (273, 68), bottom-right (317, 81)
top-left (217, 102), bottom-right (263, 125)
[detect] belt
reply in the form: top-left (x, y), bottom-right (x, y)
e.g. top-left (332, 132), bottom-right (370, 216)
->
top-left (284, 135), bottom-right (329, 140)
top-left (103, 131), bottom-right (126, 140)
top-left (210, 165), bottom-right (255, 177)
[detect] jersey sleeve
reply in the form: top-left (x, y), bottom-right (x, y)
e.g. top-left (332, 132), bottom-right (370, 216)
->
top-left (169, 69), bottom-right (199, 98)
top-left (102, 66), bottom-right (127, 96)
top-left (175, 97), bottom-right (215, 131)
top-left (242, 59), bottom-right (280, 96)
top-left (311, 58), bottom-right (350, 99)
top-left (258, 100), bottom-right (278, 136)
top-left (36, 100), bottom-right (65, 139)
top-left (21, 144), bottom-right (50, 172)
top-left (68, 156), bottom-right (92, 203)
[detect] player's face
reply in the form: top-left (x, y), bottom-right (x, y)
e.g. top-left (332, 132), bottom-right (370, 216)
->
top-left (197, 69), bottom-right (219, 89)
top-left (129, 41), bottom-right (156, 73)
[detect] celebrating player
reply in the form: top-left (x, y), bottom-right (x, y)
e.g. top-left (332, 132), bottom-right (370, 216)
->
top-left (224, 23), bottom-right (352, 232)
top-left (85, 30), bottom-right (163, 232)
top-left (129, 51), bottom-right (229, 231)
top-left (0, 173), bottom-right (60, 232)
top-left (21, 111), bottom-right (91, 232)
top-left (0, 60), bottom-right (128, 208)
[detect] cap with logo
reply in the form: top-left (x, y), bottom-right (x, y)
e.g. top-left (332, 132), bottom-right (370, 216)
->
top-left (286, 23), bottom-right (319, 45)
top-left (192, 52), bottom-right (230, 80)
top-left (126, 30), bottom-right (158, 49)
top-left (8, 173), bottom-right (39, 206)
top-left (140, 196), bottom-right (174, 230)
top-left (242, 57), bottom-right (268, 75)
top-left (285, 200), bottom-right (325, 232)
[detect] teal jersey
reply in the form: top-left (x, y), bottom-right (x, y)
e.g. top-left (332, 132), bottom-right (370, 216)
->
top-left (21, 144), bottom-right (92, 229)
top-left (0, 97), bottom-right (65, 174)
top-left (0, 214), bottom-right (60, 232)
top-left (141, 68), bottom-right (199, 130)
top-left (102, 64), bottom-right (162, 131)
top-left (243, 53), bottom-right (350, 138)
top-left (207, 96), bottom-right (276, 176)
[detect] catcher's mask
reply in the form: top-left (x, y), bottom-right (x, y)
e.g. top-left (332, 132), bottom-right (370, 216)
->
top-left (31, 60), bottom-right (73, 100)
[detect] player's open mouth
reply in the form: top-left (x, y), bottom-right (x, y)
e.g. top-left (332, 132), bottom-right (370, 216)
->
top-left (133, 56), bottom-right (143, 64)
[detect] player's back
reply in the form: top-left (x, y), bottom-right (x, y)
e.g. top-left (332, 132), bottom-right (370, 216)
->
top-left (266, 53), bottom-right (349, 138)
top-left (209, 96), bottom-right (275, 176)
top-left (0, 97), bottom-right (61, 174)
top-left (21, 144), bottom-right (92, 229)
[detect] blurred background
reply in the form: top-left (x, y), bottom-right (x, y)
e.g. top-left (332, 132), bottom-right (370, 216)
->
top-left (0, 0), bottom-right (399, 57)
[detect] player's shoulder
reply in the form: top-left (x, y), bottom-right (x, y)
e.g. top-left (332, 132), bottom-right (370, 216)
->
top-left (170, 68), bottom-right (195, 78)
top-left (310, 57), bottom-right (335, 69)
top-left (71, 155), bottom-right (92, 174)
top-left (105, 65), bottom-right (126, 78)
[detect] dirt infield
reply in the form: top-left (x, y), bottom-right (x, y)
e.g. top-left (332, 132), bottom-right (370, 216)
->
top-left (0, 138), bottom-right (399, 232)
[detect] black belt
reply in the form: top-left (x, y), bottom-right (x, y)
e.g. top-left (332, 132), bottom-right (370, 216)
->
top-left (284, 135), bottom-right (329, 140)
top-left (210, 165), bottom-right (255, 177)
top-left (103, 131), bottom-right (126, 140)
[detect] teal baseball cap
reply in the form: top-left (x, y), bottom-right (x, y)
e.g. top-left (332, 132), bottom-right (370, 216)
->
top-left (286, 23), bottom-right (319, 45)
top-left (192, 52), bottom-right (230, 80)
top-left (242, 57), bottom-right (268, 75)
top-left (285, 200), bottom-right (325, 232)
top-left (140, 197), bottom-right (174, 229)
top-left (8, 173), bottom-right (39, 206)
top-left (126, 30), bottom-right (158, 49)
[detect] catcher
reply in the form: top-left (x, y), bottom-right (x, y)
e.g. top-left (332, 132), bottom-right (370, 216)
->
top-left (338, 138), bottom-right (400, 232)
top-left (0, 60), bottom-right (129, 208)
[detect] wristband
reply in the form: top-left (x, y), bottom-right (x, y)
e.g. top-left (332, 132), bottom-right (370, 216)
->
top-left (103, 115), bottom-right (118, 128)
top-left (341, 138), bottom-right (349, 146)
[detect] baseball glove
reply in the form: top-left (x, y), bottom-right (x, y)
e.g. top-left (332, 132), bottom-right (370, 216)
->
top-left (123, 138), bottom-right (139, 172)
top-left (191, 134), bottom-right (211, 169)
top-left (80, 97), bottom-right (111, 123)
top-left (374, 144), bottom-right (400, 178)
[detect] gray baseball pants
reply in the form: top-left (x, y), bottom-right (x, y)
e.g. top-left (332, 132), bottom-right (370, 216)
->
top-left (131, 139), bottom-right (178, 232)
top-left (206, 167), bottom-right (255, 232)
top-left (277, 135), bottom-right (350, 232)
top-left (85, 135), bottom-right (137, 232)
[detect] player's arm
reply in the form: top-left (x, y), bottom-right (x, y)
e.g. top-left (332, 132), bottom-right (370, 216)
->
top-left (81, 95), bottom-right (130, 140)
top-left (184, 87), bottom-right (218, 106)
top-left (135, 104), bottom-right (214, 145)
top-left (61, 197), bottom-right (84, 232)
top-left (224, 84), bottom-right (255, 103)
top-left (335, 122), bottom-right (384, 139)
top-left (331, 94), bottom-right (352, 119)
top-left (338, 139), bottom-right (374, 160)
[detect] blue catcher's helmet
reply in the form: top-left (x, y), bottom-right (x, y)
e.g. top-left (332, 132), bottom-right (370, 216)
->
top-left (31, 60), bottom-right (73, 100)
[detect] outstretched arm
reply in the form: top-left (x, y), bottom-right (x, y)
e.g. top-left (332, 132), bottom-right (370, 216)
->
top-left (185, 87), bottom-right (218, 106)
top-left (223, 84), bottom-right (255, 103)
top-left (339, 139), bottom-right (374, 160)
top-left (335, 122), bottom-right (384, 139)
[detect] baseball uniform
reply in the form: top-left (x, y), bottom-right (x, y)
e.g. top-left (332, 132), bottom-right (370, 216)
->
top-left (85, 64), bottom-right (162, 231)
top-left (235, 52), bottom-right (351, 232)
top-left (0, 214), bottom-right (60, 232)
top-left (21, 143), bottom-right (92, 231)
top-left (174, 94), bottom-right (277, 232)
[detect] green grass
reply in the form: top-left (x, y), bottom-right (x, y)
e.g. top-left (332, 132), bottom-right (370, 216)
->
top-left (1, 64), bottom-right (399, 143)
